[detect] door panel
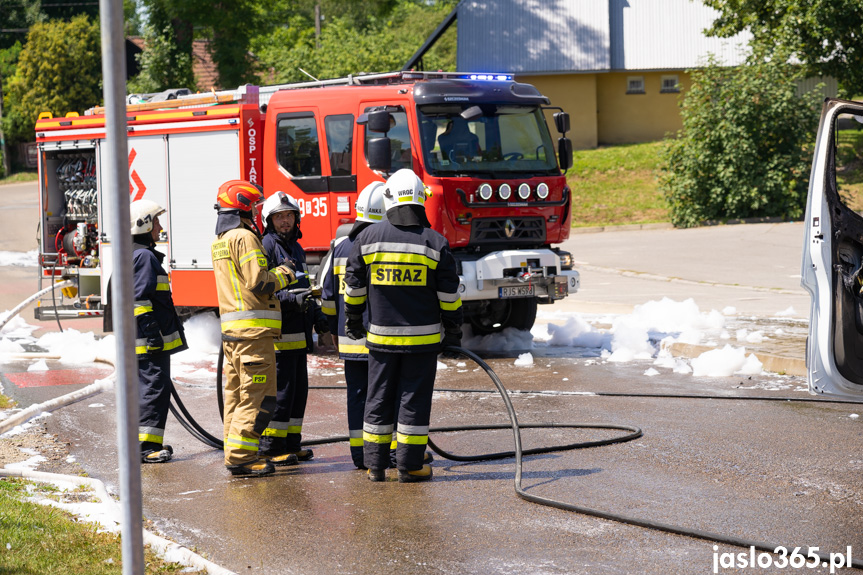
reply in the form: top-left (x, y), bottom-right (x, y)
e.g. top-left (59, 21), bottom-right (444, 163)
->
top-left (803, 99), bottom-right (863, 397)
top-left (167, 129), bottom-right (241, 269)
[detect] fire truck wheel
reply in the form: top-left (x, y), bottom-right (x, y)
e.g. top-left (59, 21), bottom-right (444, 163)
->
top-left (467, 298), bottom-right (537, 335)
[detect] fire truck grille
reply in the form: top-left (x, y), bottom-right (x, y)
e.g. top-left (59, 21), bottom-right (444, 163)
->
top-left (469, 217), bottom-right (546, 246)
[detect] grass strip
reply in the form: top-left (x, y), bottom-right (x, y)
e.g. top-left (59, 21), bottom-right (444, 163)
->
top-left (0, 478), bottom-right (186, 574)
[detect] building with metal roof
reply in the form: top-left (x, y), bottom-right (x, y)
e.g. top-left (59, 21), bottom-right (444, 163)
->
top-left (411, 0), bottom-right (832, 148)
top-left (453, 0), bottom-right (752, 147)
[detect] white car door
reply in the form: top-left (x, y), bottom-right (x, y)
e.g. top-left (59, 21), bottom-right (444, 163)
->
top-left (803, 98), bottom-right (863, 398)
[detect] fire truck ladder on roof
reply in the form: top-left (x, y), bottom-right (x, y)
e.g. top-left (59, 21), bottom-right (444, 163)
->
top-left (86, 71), bottom-right (501, 115)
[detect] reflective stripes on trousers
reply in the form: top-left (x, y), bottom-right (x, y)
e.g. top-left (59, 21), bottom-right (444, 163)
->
top-left (220, 309), bottom-right (282, 332)
top-left (225, 433), bottom-right (260, 452)
top-left (138, 426), bottom-right (164, 444)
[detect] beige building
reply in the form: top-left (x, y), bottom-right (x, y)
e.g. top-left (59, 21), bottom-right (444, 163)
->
top-left (451, 0), bottom-right (751, 149)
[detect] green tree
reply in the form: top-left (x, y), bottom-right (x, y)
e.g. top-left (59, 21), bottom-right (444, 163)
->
top-left (253, 0), bottom-right (457, 84)
top-left (703, 0), bottom-right (863, 98)
top-left (0, 0), bottom-right (44, 50)
top-left (3, 16), bottom-right (101, 144)
top-left (659, 49), bottom-right (822, 228)
top-left (127, 22), bottom-right (195, 94)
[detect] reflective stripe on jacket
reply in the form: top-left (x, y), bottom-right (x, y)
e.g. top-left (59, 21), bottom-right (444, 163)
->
top-left (321, 236), bottom-right (369, 359)
top-left (133, 243), bottom-right (187, 357)
top-left (212, 226), bottom-right (285, 339)
top-left (263, 229), bottom-right (324, 355)
top-left (343, 221), bottom-right (463, 353)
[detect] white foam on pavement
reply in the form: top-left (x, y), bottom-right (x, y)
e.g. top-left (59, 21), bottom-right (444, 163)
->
top-left (0, 250), bottom-right (38, 267)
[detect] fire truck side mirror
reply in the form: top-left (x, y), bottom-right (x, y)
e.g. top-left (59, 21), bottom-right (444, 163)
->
top-left (558, 137), bottom-right (573, 171)
top-left (368, 137), bottom-right (393, 172)
top-left (367, 110), bottom-right (392, 134)
top-left (553, 112), bottom-right (570, 134)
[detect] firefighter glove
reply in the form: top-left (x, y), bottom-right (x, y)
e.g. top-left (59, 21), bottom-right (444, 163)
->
top-left (345, 312), bottom-right (365, 340)
top-left (275, 265), bottom-right (296, 285)
top-left (146, 333), bottom-right (164, 353)
top-left (440, 326), bottom-right (462, 358)
top-left (288, 289), bottom-right (312, 312)
top-left (314, 312), bottom-right (330, 336)
top-left (139, 315), bottom-right (163, 352)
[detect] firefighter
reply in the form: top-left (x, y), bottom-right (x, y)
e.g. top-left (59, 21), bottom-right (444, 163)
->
top-left (320, 181), bottom-right (387, 469)
top-left (259, 191), bottom-right (331, 463)
top-left (129, 199), bottom-right (188, 463)
top-left (343, 169), bottom-right (463, 482)
top-left (211, 180), bottom-right (296, 477)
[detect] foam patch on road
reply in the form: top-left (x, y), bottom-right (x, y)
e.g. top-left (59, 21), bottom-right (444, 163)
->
top-left (0, 250), bottom-right (37, 267)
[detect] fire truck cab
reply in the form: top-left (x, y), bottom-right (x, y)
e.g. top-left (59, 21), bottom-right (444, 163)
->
top-left (34, 71), bottom-right (579, 333)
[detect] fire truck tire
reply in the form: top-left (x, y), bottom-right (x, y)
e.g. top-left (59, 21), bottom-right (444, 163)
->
top-left (467, 298), bottom-right (537, 335)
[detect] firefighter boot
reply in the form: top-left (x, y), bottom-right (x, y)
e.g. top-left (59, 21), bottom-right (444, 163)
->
top-left (367, 468), bottom-right (386, 482)
top-left (287, 448), bottom-right (314, 461)
top-left (266, 452), bottom-right (299, 466)
top-left (398, 464), bottom-right (433, 483)
top-left (141, 444), bottom-right (173, 464)
top-left (226, 459), bottom-right (276, 477)
top-left (392, 450), bottom-right (433, 468)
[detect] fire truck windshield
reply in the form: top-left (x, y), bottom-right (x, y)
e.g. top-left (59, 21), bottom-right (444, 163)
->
top-left (417, 104), bottom-right (558, 177)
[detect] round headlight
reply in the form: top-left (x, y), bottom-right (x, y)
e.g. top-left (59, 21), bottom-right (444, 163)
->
top-left (517, 183), bottom-right (531, 200)
top-left (536, 182), bottom-right (549, 200)
top-left (498, 183), bottom-right (512, 201)
top-left (477, 183), bottom-right (493, 201)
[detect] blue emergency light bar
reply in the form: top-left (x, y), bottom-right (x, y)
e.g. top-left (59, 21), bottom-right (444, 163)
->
top-left (467, 74), bottom-right (512, 81)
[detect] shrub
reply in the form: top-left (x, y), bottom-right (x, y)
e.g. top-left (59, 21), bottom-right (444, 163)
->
top-left (659, 49), bottom-right (822, 228)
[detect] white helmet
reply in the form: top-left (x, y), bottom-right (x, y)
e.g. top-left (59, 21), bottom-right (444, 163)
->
top-left (381, 169), bottom-right (430, 213)
top-left (261, 191), bottom-right (301, 226)
top-left (130, 199), bottom-right (165, 234)
top-left (355, 181), bottom-right (388, 223)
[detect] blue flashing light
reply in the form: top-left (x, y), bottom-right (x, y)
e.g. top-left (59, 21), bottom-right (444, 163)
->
top-left (467, 73), bottom-right (512, 81)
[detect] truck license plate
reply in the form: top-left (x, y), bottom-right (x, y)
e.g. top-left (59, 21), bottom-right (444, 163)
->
top-left (499, 285), bottom-right (535, 298)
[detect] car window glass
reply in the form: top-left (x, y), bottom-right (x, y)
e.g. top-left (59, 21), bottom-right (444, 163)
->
top-left (277, 115), bottom-right (321, 177)
top-left (834, 112), bottom-right (863, 215)
top-left (364, 108), bottom-right (412, 171)
top-left (325, 114), bottom-right (354, 176)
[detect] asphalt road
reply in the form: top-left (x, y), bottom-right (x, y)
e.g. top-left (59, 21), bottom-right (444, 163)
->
top-left (5, 181), bottom-right (862, 574)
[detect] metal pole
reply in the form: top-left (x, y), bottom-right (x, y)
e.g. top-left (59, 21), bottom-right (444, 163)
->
top-left (98, 1), bottom-right (145, 574)
top-left (315, 2), bottom-right (321, 49)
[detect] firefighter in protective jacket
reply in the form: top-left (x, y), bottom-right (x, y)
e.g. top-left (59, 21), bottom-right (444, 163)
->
top-left (343, 169), bottom-right (463, 482)
top-left (320, 181), bottom-right (387, 469)
top-left (211, 180), bottom-right (296, 477)
top-left (259, 191), bottom-right (330, 463)
top-left (130, 199), bottom-right (188, 463)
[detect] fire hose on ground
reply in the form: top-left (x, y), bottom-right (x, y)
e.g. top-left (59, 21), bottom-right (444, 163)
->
top-left (3, 281), bottom-right (863, 571)
top-left (164, 344), bottom-right (863, 570)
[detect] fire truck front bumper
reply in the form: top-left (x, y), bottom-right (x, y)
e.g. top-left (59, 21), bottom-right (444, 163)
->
top-left (456, 249), bottom-right (579, 303)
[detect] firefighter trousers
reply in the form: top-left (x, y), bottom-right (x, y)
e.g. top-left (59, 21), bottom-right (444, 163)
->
top-left (222, 338), bottom-right (278, 466)
top-left (344, 359), bottom-right (369, 468)
top-left (260, 351), bottom-right (309, 455)
top-left (363, 350), bottom-right (437, 472)
top-left (138, 352), bottom-right (171, 451)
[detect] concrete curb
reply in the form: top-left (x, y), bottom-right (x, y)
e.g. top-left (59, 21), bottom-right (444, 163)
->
top-left (571, 222), bottom-right (674, 234)
top-left (667, 342), bottom-right (806, 377)
top-left (570, 217), bottom-right (802, 235)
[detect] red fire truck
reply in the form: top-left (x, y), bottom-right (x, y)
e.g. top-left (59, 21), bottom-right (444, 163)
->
top-left (34, 71), bottom-right (578, 333)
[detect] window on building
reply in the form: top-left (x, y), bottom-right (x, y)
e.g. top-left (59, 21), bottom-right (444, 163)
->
top-left (661, 75), bottom-right (680, 93)
top-left (626, 76), bottom-right (645, 94)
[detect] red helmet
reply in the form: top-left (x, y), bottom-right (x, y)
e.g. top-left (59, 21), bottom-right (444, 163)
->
top-left (215, 180), bottom-right (264, 214)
